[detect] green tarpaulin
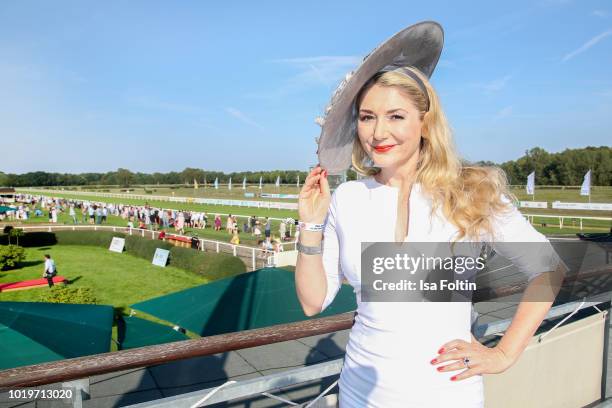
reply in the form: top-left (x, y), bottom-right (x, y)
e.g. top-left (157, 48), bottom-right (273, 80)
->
top-left (131, 267), bottom-right (357, 337)
top-left (0, 206), bottom-right (16, 214)
top-left (118, 316), bottom-right (188, 350)
top-left (0, 302), bottom-right (114, 369)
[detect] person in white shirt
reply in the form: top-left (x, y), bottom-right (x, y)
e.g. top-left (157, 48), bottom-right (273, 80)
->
top-left (88, 205), bottom-right (95, 224)
top-left (69, 205), bottom-right (77, 224)
top-left (42, 254), bottom-right (57, 288)
top-left (295, 67), bottom-right (565, 406)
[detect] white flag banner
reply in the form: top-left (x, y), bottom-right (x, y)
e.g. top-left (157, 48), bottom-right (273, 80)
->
top-left (259, 176), bottom-right (262, 190)
top-left (297, 175), bottom-right (300, 188)
top-left (193, 178), bottom-right (198, 189)
top-left (228, 177), bottom-right (232, 190)
top-left (526, 171), bottom-right (535, 195)
top-left (275, 176), bottom-right (280, 187)
top-left (214, 177), bottom-right (219, 189)
top-left (242, 177), bottom-right (246, 190)
top-left (580, 170), bottom-right (591, 196)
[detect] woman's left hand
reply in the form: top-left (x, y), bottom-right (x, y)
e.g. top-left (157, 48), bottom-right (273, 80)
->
top-left (430, 334), bottom-right (516, 381)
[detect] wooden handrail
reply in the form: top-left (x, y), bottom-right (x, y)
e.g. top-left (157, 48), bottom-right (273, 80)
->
top-left (0, 312), bottom-right (355, 389)
top-left (0, 266), bottom-right (608, 389)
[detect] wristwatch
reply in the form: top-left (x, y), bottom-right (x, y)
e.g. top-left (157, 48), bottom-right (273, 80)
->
top-left (296, 240), bottom-right (323, 255)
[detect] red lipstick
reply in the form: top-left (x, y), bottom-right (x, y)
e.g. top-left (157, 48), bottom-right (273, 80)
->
top-left (373, 144), bottom-right (395, 153)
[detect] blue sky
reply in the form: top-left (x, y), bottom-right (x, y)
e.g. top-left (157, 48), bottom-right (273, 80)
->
top-left (1, 0), bottom-right (611, 174)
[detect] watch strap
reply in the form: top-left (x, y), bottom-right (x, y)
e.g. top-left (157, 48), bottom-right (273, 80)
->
top-left (296, 240), bottom-right (323, 255)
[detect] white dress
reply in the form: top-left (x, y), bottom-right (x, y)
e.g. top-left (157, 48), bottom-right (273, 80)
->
top-left (320, 177), bottom-right (556, 408)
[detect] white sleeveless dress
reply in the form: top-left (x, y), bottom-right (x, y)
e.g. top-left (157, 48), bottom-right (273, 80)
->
top-left (320, 177), bottom-right (554, 407)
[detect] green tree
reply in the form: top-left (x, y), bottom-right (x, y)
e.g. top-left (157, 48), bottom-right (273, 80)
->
top-left (115, 168), bottom-right (134, 187)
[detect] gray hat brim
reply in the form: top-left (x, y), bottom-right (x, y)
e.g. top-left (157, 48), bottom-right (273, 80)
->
top-left (316, 21), bottom-right (444, 174)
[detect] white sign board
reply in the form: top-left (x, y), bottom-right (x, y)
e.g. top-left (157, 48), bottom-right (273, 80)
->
top-left (274, 250), bottom-right (298, 267)
top-left (552, 201), bottom-right (612, 211)
top-left (152, 248), bottom-right (170, 267)
top-left (109, 237), bottom-right (125, 253)
top-left (520, 201), bottom-right (548, 209)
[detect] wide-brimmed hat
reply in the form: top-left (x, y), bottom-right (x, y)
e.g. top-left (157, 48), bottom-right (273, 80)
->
top-left (315, 21), bottom-right (444, 174)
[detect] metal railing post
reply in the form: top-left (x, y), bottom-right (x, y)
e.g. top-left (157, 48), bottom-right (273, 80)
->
top-left (63, 378), bottom-right (90, 408)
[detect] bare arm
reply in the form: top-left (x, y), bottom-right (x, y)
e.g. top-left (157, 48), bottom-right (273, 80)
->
top-left (295, 230), bottom-right (327, 316)
top-left (295, 166), bottom-right (334, 317)
top-left (495, 262), bottom-right (566, 363)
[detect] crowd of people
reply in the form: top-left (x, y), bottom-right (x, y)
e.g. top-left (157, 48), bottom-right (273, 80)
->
top-left (3, 194), bottom-right (297, 254)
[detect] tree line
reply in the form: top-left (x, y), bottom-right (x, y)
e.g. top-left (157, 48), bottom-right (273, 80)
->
top-left (0, 168), bottom-right (310, 187)
top-left (476, 146), bottom-right (611, 186)
top-left (1, 146), bottom-right (610, 187)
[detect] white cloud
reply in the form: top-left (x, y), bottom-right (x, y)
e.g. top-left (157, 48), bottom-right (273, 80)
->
top-left (225, 107), bottom-right (264, 131)
top-left (245, 55), bottom-right (361, 99)
top-left (592, 10), bottom-right (610, 18)
top-left (437, 59), bottom-right (456, 69)
top-left (126, 95), bottom-right (207, 115)
top-left (539, 0), bottom-right (573, 5)
top-left (271, 55), bottom-right (362, 81)
top-left (494, 106), bottom-right (513, 120)
top-left (475, 74), bottom-right (513, 94)
top-left (596, 89), bottom-right (612, 97)
top-left (562, 29), bottom-right (612, 61)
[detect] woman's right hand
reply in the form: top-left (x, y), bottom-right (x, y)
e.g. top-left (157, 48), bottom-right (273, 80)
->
top-left (298, 165), bottom-right (331, 224)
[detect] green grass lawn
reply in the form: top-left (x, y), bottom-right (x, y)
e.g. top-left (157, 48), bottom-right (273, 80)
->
top-left (0, 245), bottom-right (208, 312)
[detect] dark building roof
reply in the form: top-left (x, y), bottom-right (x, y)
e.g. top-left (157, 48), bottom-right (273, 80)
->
top-left (0, 187), bottom-right (15, 194)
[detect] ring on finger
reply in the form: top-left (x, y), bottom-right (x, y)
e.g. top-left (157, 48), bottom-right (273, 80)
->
top-left (463, 356), bottom-right (471, 368)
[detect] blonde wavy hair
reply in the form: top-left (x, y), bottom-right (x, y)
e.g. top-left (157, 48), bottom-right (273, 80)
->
top-left (351, 68), bottom-right (518, 243)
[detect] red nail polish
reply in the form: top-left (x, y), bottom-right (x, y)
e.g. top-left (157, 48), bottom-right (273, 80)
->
top-left (430, 358), bottom-right (437, 364)
top-left (438, 347), bottom-right (445, 354)
top-left (450, 376), bottom-right (457, 381)
top-left (437, 366), bottom-right (444, 371)
top-left (322, 170), bottom-right (327, 178)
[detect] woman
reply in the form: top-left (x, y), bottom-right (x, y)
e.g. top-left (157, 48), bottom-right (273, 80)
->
top-left (176, 212), bottom-right (185, 235)
top-left (253, 222), bottom-right (262, 238)
top-left (232, 215), bottom-right (239, 234)
top-left (295, 22), bottom-right (563, 407)
top-left (230, 230), bottom-right (240, 245)
top-left (273, 239), bottom-right (283, 253)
